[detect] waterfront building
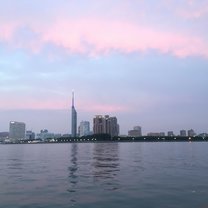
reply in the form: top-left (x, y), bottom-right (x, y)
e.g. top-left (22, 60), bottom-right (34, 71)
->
top-left (62, 134), bottom-right (71, 137)
top-left (128, 130), bottom-right (140, 137)
top-left (0, 132), bottom-right (9, 139)
top-left (93, 115), bottom-right (107, 134)
top-left (128, 126), bottom-right (142, 137)
top-left (198, 133), bottom-right (208, 137)
top-left (0, 132), bottom-right (9, 142)
top-left (188, 129), bottom-right (196, 137)
top-left (54, 134), bottom-right (62, 138)
top-left (117, 124), bottom-right (120, 136)
top-left (106, 116), bottom-right (119, 137)
top-left (160, 132), bottom-right (165, 137)
top-left (71, 92), bottom-right (77, 137)
top-left (180, 130), bottom-right (186, 136)
top-left (26, 130), bottom-right (35, 140)
top-left (93, 115), bottom-right (119, 137)
top-left (167, 131), bottom-right (174, 137)
top-left (147, 132), bottom-right (165, 137)
top-left (79, 121), bottom-right (90, 137)
top-left (36, 129), bottom-right (54, 141)
top-left (9, 121), bottom-right (26, 140)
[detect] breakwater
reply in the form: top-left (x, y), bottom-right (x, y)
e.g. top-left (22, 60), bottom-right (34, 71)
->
top-left (55, 135), bottom-right (208, 143)
top-left (2, 135), bottom-right (208, 144)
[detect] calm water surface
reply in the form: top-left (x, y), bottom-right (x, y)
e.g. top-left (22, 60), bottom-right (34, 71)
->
top-left (0, 142), bottom-right (208, 208)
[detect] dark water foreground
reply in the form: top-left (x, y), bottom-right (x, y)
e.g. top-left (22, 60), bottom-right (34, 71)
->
top-left (0, 142), bottom-right (208, 208)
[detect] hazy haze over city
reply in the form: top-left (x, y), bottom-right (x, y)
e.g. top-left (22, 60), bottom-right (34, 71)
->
top-left (0, 0), bottom-right (208, 135)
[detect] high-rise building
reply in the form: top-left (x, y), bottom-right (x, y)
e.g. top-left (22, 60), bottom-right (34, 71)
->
top-left (106, 116), bottom-right (119, 137)
top-left (9, 121), bottom-right (26, 139)
top-left (180, 130), bottom-right (186, 136)
top-left (71, 92), bottom-right (77, 137)
top-left (93, 115), bottom-right (107, 134)
top-left (93, 115), bottom-right (119, 137)
top-left (79, 121), bottom-right (90, 137)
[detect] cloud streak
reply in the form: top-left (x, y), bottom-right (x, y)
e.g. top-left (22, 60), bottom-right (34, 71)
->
top-left (1, 18), bottom-right (208, 58)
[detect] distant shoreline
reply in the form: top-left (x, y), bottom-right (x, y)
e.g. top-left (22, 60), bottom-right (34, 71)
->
top-left (1, 136), bottom-right (208, 144)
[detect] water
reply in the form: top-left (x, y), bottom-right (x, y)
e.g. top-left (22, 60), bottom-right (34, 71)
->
top-left (0, 142), bottom-right (208, 208)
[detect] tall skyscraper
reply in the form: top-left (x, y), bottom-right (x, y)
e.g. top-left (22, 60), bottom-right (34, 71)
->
top-left (71, 92), bottom-right (77, 137)
top-left (106, 116), bottom-right (119, 137)
top-left (93, 115), bottom-right (106, 134)
top-left (93, 115), bottom-right (119, 137)
top-left (9, 121), bottom-right (26, 140)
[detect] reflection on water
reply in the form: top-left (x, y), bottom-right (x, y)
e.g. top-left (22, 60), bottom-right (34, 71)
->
top-left (7, 158), bottom-right (23, 170)
top-left (92, 143), bottom-right (120, 191)
top-left (1, 143), bottom-right (207, 208)
top-left (67, 143), bottom-right (121, 206)
top-left (6, 146), bottom-right (25, 172)
top-left (5, 147), bottom-right (26, 182)
top-left (68, 144), bottom-right (78, 205)
top-left (68, 144), bottom-right (78, 187)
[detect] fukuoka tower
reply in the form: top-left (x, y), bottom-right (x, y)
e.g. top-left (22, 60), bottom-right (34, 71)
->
top-left (71, 91), bottom-right (77, 137)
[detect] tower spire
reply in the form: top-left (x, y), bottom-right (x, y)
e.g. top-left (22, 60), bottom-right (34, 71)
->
top-left (72, 91), bottom-right (74, 107)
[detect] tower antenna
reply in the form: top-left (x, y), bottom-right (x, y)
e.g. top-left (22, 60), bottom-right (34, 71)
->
top-left (72, 90), bottom-right (74, 107)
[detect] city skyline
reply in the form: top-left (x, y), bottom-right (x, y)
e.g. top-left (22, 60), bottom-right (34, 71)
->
top-left (0, 117), bottom-right (205, 137)
top-left (0, 1), bottom-right (208, 135)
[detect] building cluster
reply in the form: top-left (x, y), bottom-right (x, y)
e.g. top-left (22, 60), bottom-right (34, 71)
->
top-left (141, 129), bottom-right (197, 137)
top-left (70, 93), bottom-right (119, 138)
top-left (126, 127), bottom-right (198, 137)
top-left (0, 93), bottom-right (207, 143)
top-left (0, 121), bottom-right (206, 143)
top-left (93, 115), bottom-right (119, 137)
top-left (0, 93), bottom-right (119, 142)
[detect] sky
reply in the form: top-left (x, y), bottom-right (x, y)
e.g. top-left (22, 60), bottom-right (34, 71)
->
top-left (0, 0), bottom-right (208, 135)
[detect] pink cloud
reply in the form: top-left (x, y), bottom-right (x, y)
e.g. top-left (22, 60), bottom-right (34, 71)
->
top-left (0, 98), bottom-right (66, 110)
top-left (0, 21), bottom-right (18, 42)
top-left (1, 18), bottom-right (208, 58)
top-left (0, 96), bottom-right (128, 113)
top-left (78, 100), bottom-right (128, 113)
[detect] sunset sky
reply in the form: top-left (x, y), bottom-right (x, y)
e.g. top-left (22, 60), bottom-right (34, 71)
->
top-left (0, 0), bottom-right (208, 135)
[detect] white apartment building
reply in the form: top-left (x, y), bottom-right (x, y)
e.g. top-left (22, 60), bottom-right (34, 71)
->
top-left (9, 121), bottom-right (26, 139)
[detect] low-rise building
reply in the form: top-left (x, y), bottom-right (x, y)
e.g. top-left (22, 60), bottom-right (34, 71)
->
top-left (26, 130), bottom-right (35, 140)
top-left (188, 129), bottom-right (196, 137)
top-left (36, 129), bottom-right (54, 141)
top-left (128, 126), bottom-right (142, 137)
top-left (167, 131), bottom-right (174, 137)
top-left (147, 132), bottom-right (165, 137)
